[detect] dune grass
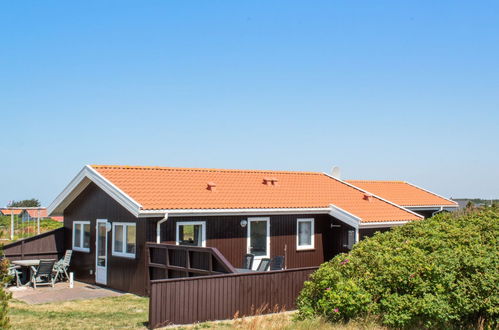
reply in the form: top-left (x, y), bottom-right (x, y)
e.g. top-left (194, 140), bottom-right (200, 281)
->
top-left (183, 312), bottom-right (386, 330)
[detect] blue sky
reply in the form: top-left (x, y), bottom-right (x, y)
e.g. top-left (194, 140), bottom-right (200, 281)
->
top-left (1, 1), bottom-right (498, 207)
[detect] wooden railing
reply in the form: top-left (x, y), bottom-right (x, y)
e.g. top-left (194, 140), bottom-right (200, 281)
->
top-left (148, 266), bottom-right (318, 328)
top-left (145, 243), bottom-right (236, 284)
top-left (1, 227), bottom-right (65, 261)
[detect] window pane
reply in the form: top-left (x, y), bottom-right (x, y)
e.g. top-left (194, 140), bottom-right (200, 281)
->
top-left (114, 225), bottom-right (123, 253)
top-left (83, 224), bottom-right (91, 248)
top-left (298, 221), bottom-right (312, 246)
top-left (97, 223), bottom-right (106, 266)
top-left (74, 224), bottom-right (81, 248)
top-left (179, 224), bottom-right (202, 246)
top-left (126, 225), bottom-right (136, 254)
top-left (250, 221), bottom-right (267, 256)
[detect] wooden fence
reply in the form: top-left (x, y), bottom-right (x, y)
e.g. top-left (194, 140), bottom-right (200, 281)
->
top-left (1, 227), bottom-right (65, 261)
top-left (146, 242), bottom-right (236, 282)
top-left (148, 266), bottom-right (317, 328)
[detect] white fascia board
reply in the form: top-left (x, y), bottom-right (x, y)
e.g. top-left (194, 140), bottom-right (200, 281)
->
top-left (138, 207), bottom-right (332, 218)
top-left (329, 204), bottom-right (361, 229)
top-left (48, 165), bottom-right (142, 217)
top-left (404, 181), bottom-right (458, 206)
top-left (405, 205), bottom-right (459, 211)
top-left (323, 173), bottom-right (424, 220)
top-left (359, 221), bottom-right (409, 228)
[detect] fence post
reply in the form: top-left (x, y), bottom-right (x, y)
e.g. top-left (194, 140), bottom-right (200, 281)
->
top-left (10, 213), bottom-right (14, 240)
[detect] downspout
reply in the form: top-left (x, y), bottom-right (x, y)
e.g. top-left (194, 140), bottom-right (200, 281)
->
top-left (156, 213), bottom-right (169, 243)
top-left (432, 206), bottom-right (444, 217)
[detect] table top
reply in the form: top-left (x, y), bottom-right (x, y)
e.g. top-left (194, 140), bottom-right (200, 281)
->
top-left (235, 268), bottom-right (255, 273)
top-left (12, 260), bottom-right (41, 267)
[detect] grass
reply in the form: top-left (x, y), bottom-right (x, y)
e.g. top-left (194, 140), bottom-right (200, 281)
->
top-left (8, 295), bottom-right (385, 329)
top-left (183, 312), bottom-right (386, 330)
top-left (9, 295), bottom-right (149, 329)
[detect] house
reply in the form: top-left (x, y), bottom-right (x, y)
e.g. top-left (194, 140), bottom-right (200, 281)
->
top-left (1, 208), bottom-right (63, 222)
top-left (0, 209), bottom-right (23, 216)
top-left (346, 180), bottom-right (458, 218)
top-left (47, 165), bottom-right (422, 295)
top-left (19, 208), bottom-right (64, 222)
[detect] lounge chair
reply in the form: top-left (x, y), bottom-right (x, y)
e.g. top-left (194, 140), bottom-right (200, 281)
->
top-left (53, 250), bottom-right (72, 282)
top-left (269, 256), bottom-right (285, 270)
top-left (242, 253), bottom-right (254, 270)
top-left (256, 258), bottom-right (271, 272)
top-left (31, 259), bottom-right (56, 288)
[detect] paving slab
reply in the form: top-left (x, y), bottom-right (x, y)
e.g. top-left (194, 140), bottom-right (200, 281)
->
top-left (8, 281), bottom-right (124, 304)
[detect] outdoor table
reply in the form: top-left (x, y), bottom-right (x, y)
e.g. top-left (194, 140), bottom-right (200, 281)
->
top-left (235, 268), bottom-right (255, 273)
top-left (12, 259), bottom-right (55, 286)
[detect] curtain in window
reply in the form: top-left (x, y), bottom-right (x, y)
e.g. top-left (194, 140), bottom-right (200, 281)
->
top-left (115, 225), bottom-right (124, 252)
top-left (298, 221), bottom-right (311, 246)
top-left (75, 224), bottom-right (81, 247)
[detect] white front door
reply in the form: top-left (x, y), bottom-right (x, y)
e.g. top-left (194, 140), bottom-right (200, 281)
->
top-left (95, 219), bottom-right (108, 285)
top-left (247, 217), bottom-right (270, 270)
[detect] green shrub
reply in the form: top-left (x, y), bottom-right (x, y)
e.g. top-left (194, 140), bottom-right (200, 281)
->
top-left (0, 255), bottom-right (11, 328)
top-left (297, 208), bottom-right (499, 329)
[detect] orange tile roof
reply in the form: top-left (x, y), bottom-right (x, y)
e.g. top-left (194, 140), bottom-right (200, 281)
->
top-left (91, 165), bottom-right (421, 223)
top-left (25, 209), bottom-right (48, 218)
top-left (1, 209), bottom-right (23, 215)
top-left (346, 180), bottom-right (457, 207)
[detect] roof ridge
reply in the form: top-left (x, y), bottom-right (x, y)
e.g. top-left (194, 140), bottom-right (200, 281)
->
top-left (90, 164), bottom-right (322, 175)
top-left (403, 181), bottom-right (458, 205)
top-left (324, 174), bottom-right (424, 219)
top-left (346, 180), bottom-right (406, 183)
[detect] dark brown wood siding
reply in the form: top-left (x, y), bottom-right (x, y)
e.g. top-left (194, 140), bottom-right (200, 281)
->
top-left (2, 228), bottom-right (65, 261)
top-left (63, 182), bottom-right (149, 295)
top-left (153, 214), bottom-right (337, 269)
top-left (359, 227), bottom-right (391, 240)
top-left (149, 267), bottom-right (318, 328)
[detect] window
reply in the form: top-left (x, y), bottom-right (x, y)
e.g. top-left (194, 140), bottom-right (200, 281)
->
top-left (346, 230), bottom-right (356, 250)
top-left (176, 221), bottom-right (206, 247)
top-left (248, 218), bottom-right (270, 257)
top-left (73, 221), bottom-right (90, 252)
top-left (296, 218), bottom-right (314, 250)
top-left (112, 222), bottom-right (136, 258)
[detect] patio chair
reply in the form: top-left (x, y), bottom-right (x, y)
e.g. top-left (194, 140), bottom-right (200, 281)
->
top-left (53, 250), bottom-right (73, 282)
top-left (256, 258), bottom-right (271, 272)
top-left (242, 253), bottom-right (254, 270)
top-left (31, 259), bottom-right (56, 289)
top-left (270, 256), bottom-right (285, 271)
top-left (7, 265), bottom-right (22, 288)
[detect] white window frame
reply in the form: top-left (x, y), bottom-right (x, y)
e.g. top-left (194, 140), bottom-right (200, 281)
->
top-left (112, 222), bottom-right (136, 258)
top-left (73, 221), bottom-right (91, 252)
top-left (247, 217), bottom-right (271, 258)
top-left (176, 221), bottom-right (206, 247)
top-left (296, 218), bottom-right (315, 250)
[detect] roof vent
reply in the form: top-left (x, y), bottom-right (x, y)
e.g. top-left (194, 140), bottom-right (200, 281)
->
top-left (263, 177), bottom-right (279, 186)
top-left (363, 193), bottom-right (373, 201)
top-left (207, 182), bottom-right (217, 191)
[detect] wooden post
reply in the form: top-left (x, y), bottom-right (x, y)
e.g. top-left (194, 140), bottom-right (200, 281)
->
top-left (10, 212), bottom-right (14, 240)
top-left (37, 209), bottom-right (40, 235)
top-left (284, 244), bottom-right (287, 270)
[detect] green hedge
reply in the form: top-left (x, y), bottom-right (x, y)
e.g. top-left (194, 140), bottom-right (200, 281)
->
top-left (297, 208), bottom-right (499, 329)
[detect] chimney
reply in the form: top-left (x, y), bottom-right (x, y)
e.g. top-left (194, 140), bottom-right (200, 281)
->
top-left (363, 193), bottom-right (373, 202)
top-left (331, 166), bottom-right (341, 179)
top-left (263, 177), bottom-right (279, 186)
top-left (206, 182), bottom-right (217, 191)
